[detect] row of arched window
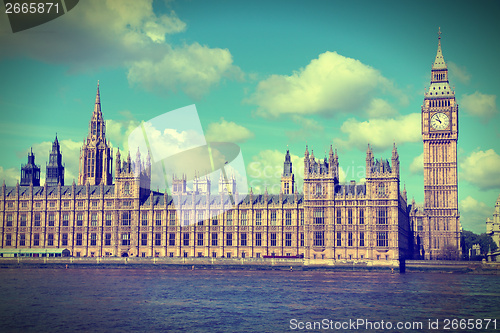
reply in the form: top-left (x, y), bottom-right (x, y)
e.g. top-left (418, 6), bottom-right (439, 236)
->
top-left (434, 73), bottom-right (446, 81)
top-left (429, 99), bottom-right (450, 108)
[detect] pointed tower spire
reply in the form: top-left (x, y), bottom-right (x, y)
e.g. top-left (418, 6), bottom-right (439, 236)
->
top-left (392, 142), bottom-right (399, 159)
top-left (283, 149), bottom-right (292, 176)
top-left (115, 147), bottom-right (121, 176)
top-left (79, 81), bottom-right (112, 185)
top-left (426, 27), bottom-right (454, 97)
top-left (304, 145), bottom-right (310, 176)
top-left (127, 151), bottom-right (131, 173)
top-left (135, 147), bottom-right (141, 176)
top-left (87, 80), bottom-right (105, 141)
top-left (328, 145), bottom-right (335, 175)
top-left (366, 143), bottom-right (374, 178)
top-left (432, 27), bottom-right (447, 70)
top-left (94, 80), bottom-right (102, 117)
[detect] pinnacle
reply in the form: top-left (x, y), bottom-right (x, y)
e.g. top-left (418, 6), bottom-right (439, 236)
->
top-left (432, 28), bottom-right (447, 70)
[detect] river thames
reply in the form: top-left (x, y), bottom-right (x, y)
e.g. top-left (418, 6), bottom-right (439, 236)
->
top-left (0, 268), bottom-right (498, 332)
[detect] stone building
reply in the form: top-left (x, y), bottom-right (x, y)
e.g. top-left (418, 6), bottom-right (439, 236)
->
top-left (1, 31), bottom-right (465, 262)
top-left (0, 82), bottom-right (411, 262)
top-left (410, 29), bottom-right (462, 259)
top-left (486, 194), bottom-right (500, 250)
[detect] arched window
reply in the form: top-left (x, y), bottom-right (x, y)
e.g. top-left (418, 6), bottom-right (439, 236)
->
top-left (316, 184), bottom-right (322, 196)
top-left (378, 183), bottom-right (385, 196)
top-left (87, 151), bottom-right (95, 177)
top-left (124, 182), bottom-right (130, 195)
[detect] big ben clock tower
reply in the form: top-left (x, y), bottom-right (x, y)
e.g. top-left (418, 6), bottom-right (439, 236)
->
top-left (418, 28), bottom-right (461, 259)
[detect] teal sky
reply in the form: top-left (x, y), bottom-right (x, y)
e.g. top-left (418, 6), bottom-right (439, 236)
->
top-left (0, 0), bottom-right (499, 233)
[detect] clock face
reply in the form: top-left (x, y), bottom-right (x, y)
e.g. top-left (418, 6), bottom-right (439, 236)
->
top-left (430, 112), bottom-right (449, 130)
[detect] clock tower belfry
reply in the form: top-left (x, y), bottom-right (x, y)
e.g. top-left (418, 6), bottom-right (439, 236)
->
top-left (418, 28), bottom-right (461, 259)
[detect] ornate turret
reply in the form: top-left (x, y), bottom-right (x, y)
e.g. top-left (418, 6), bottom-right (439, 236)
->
top-left (365, 144), bottom-right (374, 177)
top-left (485, 194), bottom-right (500, 251)
top-left (332, 148), bottom-right (339, 181)
top-left (115, 148), bottom-right (121, 176)
top-left (172, 174), bottom-right (186, 194)
top-left (193, 173), bottom-right (210, 194)
top-left (20, 148), bottom-right (40, 186)
top-left (328, 145), bottom-right (334, 174)
top-left (304, 145), bottom-right (310, 176)
top-left (134, 147), bottom-right (142, 176)
top-left (45, 134), bottom-right (65, 186)
top-left (218, 170), bottom-right (236, 194)
top-left (283, 149), bottom-right (292, 177)
top-left (391, 142), bottom-right (400, 177)
top-left (281, 149), bottom-right (295, 194)
top-left (126, 151), bottom-right (131, 173)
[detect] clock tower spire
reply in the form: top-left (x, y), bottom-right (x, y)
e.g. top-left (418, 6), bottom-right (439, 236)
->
top-left (416, 29), bottom-right (461, 259)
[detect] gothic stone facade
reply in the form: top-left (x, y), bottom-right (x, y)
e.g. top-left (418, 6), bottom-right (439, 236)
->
top-left (0, 146), bottom-right (410, 262)
top-left (3, 32), bottom-right (469, 261)
top-left (0, 80), bottom-right (411, 261)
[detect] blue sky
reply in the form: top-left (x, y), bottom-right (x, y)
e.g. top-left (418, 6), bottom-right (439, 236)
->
top-left (0, 0), bottom-right (499, 233)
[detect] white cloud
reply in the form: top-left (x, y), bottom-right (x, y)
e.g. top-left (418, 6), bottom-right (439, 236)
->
top-left (365, 98), bottom-right (398, 118)
top-left (459, 196), bottom-right (493, 233)
top-left (127, 42), bottom-right (244, 99)
top-left (334, 113), bottom-right (421, 152)
top-left (448, 61), bottom-right (471, 84)
top-left (286, 116), bottom-right (325, 141)
top-left (460, 196), bottom-right (488, 213)
top-left (0, 0), bottom-right (185, 67)
top-left (205, 118), bottom-right (254, 143)
top-left (409, 153), bottom-right (424, 174)
top-left (461, 92), bottom-right (498, 120)
top-left (73, 0), bottom-right (186, 44)
top-left (248, 51), bottom-right (401, 118)
top-left (0, 166), bottom-right (19, 186)
top-left (128, 121), bottom-right (206, 161)
top-left (1, 0), bottom-right (241, 98)
top-left (460, 149), bottom-right (500, 190)
top-left (126, 120), bottom-right (212, 190)
top-left (106, 117), bottom-right (141, 152)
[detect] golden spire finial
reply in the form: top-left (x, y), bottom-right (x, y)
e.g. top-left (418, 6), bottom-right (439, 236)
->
top-left (438, 27), bottom-right (441, 40)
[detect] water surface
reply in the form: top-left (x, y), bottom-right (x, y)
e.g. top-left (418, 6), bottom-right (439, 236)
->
top-left (0, 269), bottom-right (498, 332)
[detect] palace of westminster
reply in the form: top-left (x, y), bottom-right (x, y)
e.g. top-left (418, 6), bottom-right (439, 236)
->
top-left (0, 33), bottom-right (462, 262)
